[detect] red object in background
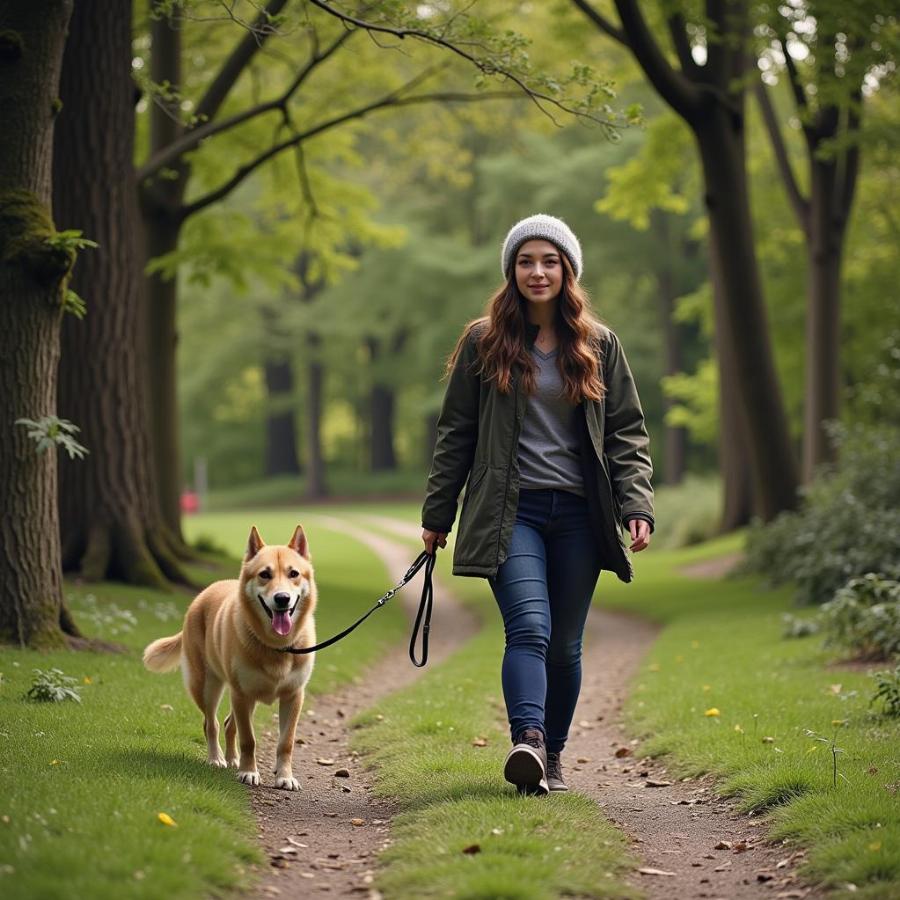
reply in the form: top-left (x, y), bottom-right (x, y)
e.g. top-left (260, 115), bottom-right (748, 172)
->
top-left (180, 490), bottom-right (200, 514)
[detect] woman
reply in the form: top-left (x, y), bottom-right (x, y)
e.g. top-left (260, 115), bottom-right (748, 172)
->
top-left (421, 214), bottom-right (654, 796)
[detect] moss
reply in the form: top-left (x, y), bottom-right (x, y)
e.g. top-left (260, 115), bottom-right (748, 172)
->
top-left (51, 97), bottom-right (63, 115)
top-left (0, 30), bottom-right (24, 63)
top-left (0, 190), bottom-right (73, 289)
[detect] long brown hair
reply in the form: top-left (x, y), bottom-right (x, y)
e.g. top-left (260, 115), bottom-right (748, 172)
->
top-left (446, 253), bottom-right (605, 402)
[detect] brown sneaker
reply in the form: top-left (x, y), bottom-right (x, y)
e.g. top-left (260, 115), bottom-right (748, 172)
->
top-left (504, 727), bottom-right (548, 796)
top-left (546, 751), bottom-right (568, 792)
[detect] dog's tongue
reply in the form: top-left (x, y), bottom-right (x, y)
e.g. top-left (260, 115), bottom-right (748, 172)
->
top-left (272, 611), bottom-right (292, 636)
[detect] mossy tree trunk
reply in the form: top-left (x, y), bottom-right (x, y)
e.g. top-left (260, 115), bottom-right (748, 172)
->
top-left (52, 0), bottom-right (189, 589)
top-left (0, 0), bottom-right (81, 648)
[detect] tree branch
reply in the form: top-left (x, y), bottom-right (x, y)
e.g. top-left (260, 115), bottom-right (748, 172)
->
top-left (667, 12), bottom-right (699, 75)
top-left (138, 26), bottom-right (355, 181)
top-left (178, 89), bottom-right (520, 222)
top-left (837, 88), bottom-right (863, 221)
top-left (753, 79), bottom-right (809, 231)
top-left (778, 33), bottom-right (807, 113)
top-left (569, 0), bottom-right (629, 48)
top-left (305, 0), bottom-right (612, 128)
top-left (612, 0), bottom-right (703, 122)
top-left (194, 0), bottom-right (290, 125)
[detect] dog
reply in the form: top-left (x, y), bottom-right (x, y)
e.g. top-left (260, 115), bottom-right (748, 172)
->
top-left (143, 525), bottom-right (317, 791)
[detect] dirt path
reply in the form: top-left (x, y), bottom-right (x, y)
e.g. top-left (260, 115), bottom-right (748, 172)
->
top-left (244, 516), bottom-right (479, 899)
top-left (352, 516), bottom-right (821, 898)
top-left (565, 604), bottom-right (821, 899)
top-left (244, 513), bottom-right (817, 899)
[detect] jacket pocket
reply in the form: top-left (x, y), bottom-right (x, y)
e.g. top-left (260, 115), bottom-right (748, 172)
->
top-left (455, 464), bottom-right (504, 566)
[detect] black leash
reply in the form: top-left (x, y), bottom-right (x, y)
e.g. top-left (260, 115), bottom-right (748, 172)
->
top-left (278, 550), bottom-right (436, 668)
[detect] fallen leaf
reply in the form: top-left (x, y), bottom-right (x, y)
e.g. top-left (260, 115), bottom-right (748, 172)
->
top-left (316, 758), bottom-right (335, 766)
top-left (638, 867), bottom-right (676, 877)
top-left (762, 736), bottom-right (775, 743)
top-left (157, 812), bottom-right (177, 827)
top-left (614, 747), bottom-right (632, 758)
top-left (829, 684), bottom-right (842, 694)
top-left (472, 738), bottom-right (487, 747)
top-left (576, 757), bottom-right (590, 764)
top-left (704, 708), bottom-right (721, 717)
top-left (462, 844), bottom-right (481, 855)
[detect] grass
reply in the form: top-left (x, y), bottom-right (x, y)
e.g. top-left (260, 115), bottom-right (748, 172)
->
top-left (335, 502), bottom-right (900, 898)
top-left (303, 513), bottom-right (636, 900)
top-left (598, 533), bottom-right (900, 899)
top-left (0, 521), bottom-right (404, 900)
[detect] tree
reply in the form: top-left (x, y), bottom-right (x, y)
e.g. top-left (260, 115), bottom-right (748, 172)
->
top-left (53, 0), bottom-right (189, 587)
top-left (754, 1), bottom-right (895, 481)
top-left (51, 0), bottom-right (582, 583)
top-left (0, 0), bottom-right (82, 647)
top-left (572, 0), bottom-right (799, 519)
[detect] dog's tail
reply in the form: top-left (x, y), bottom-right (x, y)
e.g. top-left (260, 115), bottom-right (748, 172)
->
top-left (143, 632), bottom-right (183, 673)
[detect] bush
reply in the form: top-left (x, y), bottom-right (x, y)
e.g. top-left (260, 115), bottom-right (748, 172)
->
top-left (24, 668), bottom-right (82, 703)
top-left (870, 665), bottom-right (900, 717)
top-left (820, 574), bottom-right (900, 662)
top-left (743, 423), bottom-right (900, 604)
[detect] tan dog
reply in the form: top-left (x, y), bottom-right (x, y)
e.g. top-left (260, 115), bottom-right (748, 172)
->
top-left (143, 525), bottom-right (316, 791)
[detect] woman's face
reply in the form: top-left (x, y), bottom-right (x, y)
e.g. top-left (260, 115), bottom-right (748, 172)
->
top-left (514, 239), bottom-right (564, 305)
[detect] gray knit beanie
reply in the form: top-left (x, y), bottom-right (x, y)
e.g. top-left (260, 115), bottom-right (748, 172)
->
top-left (501, 214), bottom-right (583, 282)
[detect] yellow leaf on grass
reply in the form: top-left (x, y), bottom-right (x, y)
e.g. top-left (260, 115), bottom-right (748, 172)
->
top-left (869, 842), bottom-right (882, 852)
top-left (691, 641), bottom-right (700, 649)
top-left (704, 708), bottom-right (720, 717)
top-left (648, 663), bottom-right (661, 672)
top-left (831, 719), bottom-right (847, 727)
top-left (83, 677), bottom-right (92, 685)
top-left (157, 812), bottom-right (177, 827)
top-left (734, 725), bottom-right (744, 734)
top-left (702, 685), bottom-right (711, 692)
top-left (806, 745), bottom-right (819, 754)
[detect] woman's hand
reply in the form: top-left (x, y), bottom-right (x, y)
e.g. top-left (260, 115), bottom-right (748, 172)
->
top-left (422, 529), bottom-right (448, 555)
top-left (627, 519), bottom-right (651, 552)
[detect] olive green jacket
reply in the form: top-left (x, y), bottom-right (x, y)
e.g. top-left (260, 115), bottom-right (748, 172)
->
top-left (421, 321), bottom-right (654, 582)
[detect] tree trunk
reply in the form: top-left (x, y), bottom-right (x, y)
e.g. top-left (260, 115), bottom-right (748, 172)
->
top-left (694, 110), bottom-right (798, 520)
top-left (651, 211), bottom-right (686, 485)
top-left (367, 337), bottom-right (398, 472)
top-left (305, 335), bottom-right (328, 499)
top-left (144, 212), bottom-right (187, 538)
top-left (142, 11), bottom-right (189, 541)
top-left (53, 0), bottom-right (189, 588)
top-left (706, 227), bottom-right (755, 530)
top-left (803, 158), bottom-right (846, 482)
top-left (0, 0), bottom-right (79, 648)
top-left (264, 357), bottom-right (301, 477)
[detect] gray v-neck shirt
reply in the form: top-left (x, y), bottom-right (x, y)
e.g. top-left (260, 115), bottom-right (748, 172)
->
top-left (517, 347), bottom-right (585, 496)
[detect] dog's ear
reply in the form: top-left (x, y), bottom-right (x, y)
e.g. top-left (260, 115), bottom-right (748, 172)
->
top-left (246, 525), bottom-right (265, 561)
top-left (288, 525), bottom-right (310, 560)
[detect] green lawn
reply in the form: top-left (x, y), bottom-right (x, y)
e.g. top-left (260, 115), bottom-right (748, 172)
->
top-left (350, 549), bottom-right (638, 900)
top-left (600, 534), bottom-right (900, 900)
top-left (0, 520), bottom-right (403, 900)
top-left (333, 504), bottom-right (900, 899)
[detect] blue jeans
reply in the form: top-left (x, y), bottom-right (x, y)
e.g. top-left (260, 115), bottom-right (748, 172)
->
top-left (488, 489), bottom-right (601, 754)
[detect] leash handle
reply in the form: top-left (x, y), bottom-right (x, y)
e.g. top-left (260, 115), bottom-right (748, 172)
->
top-left (408, 550), bottom-right (435, 668)
top-left (280, 549), bottom-right (436, 665)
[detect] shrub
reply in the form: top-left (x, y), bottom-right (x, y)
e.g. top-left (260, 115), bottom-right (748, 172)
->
top-left (24, 668), bottom-right (82, 703)
top-left (870, 665), bottom-right (900, 717)
top-left (820, 574), bottom-right (900, 662)
top-left (743, 423), bottom-right (900, 604)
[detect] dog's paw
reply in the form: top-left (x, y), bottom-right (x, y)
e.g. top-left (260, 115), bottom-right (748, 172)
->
top-left (274, 775), bottom-right (301, 792)
top-left (237, 769), bottom-right (260, 786)
top-left (207, 754), bottom-right (228, 768)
